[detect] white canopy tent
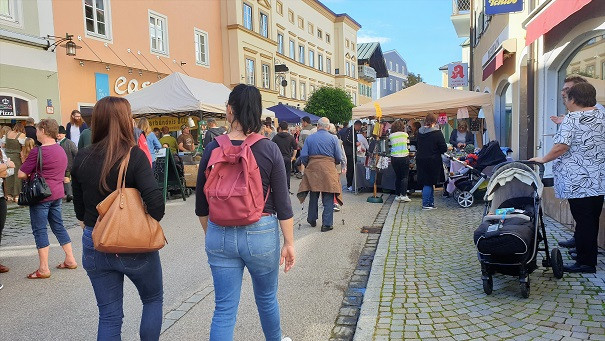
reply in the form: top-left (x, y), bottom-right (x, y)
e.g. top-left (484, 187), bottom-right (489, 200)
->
top-left (352, 82), bottom-right (496, 137)
top-left (124, 72), bottom-right (231, 116)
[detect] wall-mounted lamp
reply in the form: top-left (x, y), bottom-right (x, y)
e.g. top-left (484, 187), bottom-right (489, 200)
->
top-left (128, 68), bottom-right (133, 75)
top-left (181, 62), bottom-right (186, 66)
top-left (79, 61), bottom-right (84, 67)
top-left (138, 70), bottom-right (143, 76)
top-left (44, 33), bottom-right (81, 56)
top-left (105, 65), bottom-right (110, 71)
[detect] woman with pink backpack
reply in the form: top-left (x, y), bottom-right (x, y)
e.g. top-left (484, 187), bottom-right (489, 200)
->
top-left (195, 84), bottom-right (295, 341)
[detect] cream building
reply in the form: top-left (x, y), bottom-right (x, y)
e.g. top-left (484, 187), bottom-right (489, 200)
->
top-left (219, 0), bottom-right (361, 109)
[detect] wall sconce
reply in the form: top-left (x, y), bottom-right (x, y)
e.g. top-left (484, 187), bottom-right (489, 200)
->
top-left (79, 61), bottom-right (84, 67)
top-left (128, 68), bottom-right (133, 74)
top-left (44, 33), bottom-right (82, 56)
top-left (138, 70), bottom-right (143, 76)
top-left (105, 65), bottom-right (110, 71)
top-left (181, 62), bottom-right (186, 66)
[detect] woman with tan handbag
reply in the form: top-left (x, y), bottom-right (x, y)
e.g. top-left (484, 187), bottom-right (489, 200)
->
top-left (71, 96), bottom-right (165, 340)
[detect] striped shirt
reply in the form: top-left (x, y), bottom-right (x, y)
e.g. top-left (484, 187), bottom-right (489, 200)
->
top-left (389, 132), bottom-right (409, 157)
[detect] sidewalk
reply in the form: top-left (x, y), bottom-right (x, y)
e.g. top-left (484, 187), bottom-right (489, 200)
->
top-left (355, 192), bottom-right (605, 341)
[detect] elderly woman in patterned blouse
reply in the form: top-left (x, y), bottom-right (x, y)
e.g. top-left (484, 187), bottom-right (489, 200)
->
top-left (530, 82), bottom-right (605, 274)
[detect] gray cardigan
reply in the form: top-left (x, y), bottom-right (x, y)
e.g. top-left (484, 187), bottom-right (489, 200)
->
top-left (59, 138), bottom-right (78, 173)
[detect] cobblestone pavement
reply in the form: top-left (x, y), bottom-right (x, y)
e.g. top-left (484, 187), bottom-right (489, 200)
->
top-left (3, 201), bottom-right (80, 241)
top-left (355, 193), bottom-right (605, 341)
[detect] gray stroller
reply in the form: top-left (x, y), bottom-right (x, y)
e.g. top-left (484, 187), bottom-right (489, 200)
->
top-left (473, 161), bottom-right (563, 298)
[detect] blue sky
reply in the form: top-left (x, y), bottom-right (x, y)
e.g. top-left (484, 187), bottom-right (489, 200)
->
top-left (322, 0), bottom-right (465, 86)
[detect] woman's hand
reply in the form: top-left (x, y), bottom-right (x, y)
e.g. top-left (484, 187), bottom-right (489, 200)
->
top-left (199, 216), bottom-right (208, 234)
top-left (528, 157), bottom-right (545, 163)
top-left (550, 116), bottom-right (564, 124)
top-left (6, 160), bottom-right (15, 168)
top-left (280, 244), bottom-right (295, 273)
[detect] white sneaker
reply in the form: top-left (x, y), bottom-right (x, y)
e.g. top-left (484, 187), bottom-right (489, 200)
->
top-left (422, 206), bottom-right (436, 210)
top-left (333, 204), bottom-right (341, 212)
top-left (347, 186), bottom-right (353, 192)
top-left (282, 338), bottom-right (293, 341)
top-left (394, 195), bottom-right (401, 201)
top-left (400, 196), bottom-right (411, 202)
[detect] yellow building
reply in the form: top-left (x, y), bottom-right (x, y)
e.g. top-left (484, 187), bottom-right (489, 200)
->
top-left (219, 0), bottom-right (361, 109)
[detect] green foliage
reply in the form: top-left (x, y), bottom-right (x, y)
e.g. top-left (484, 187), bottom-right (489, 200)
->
top-left (304, 86), bottom-right (354, 124)
top-left (405, 72), bottom-right (423, 87)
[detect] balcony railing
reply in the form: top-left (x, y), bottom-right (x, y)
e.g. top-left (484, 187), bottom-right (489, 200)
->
top-left (452, 0), bottom-right (471, 15)
top-left (358, 65), bottom-right (376, 82)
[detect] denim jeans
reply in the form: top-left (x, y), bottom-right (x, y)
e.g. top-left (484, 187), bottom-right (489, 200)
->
top-left (308, 192), bottom-right (334, 227)
top-left (82, 228), bottom-right (163, 341)
top-left (29, 199), bottom-right (71, 249)
top-left (422, 185), bottom-right (434, 207)
top-left (205, 215), bottom-right (282, 341)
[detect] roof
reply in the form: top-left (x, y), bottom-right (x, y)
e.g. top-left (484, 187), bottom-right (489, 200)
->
top-left (357, 42), bottom-right (389, 78)
top-left (314, 0), bottom-right (362, 29)
top-left (439, 61), bottom-right (462, 71)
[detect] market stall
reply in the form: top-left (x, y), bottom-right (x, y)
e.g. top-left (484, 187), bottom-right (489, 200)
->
top-left (351, 83), bottom-right (494, 194)
top-left (267, 103), bottom-right (320, 123)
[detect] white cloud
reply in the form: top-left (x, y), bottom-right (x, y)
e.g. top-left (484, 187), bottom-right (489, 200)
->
top-left (357, 34), bottom-right (391, 44)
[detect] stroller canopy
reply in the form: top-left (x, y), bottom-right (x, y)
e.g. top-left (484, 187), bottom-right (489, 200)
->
top-left (475, 141), bottom-right (508, 172)
top-left (485, 162), bottom-right (544, 203)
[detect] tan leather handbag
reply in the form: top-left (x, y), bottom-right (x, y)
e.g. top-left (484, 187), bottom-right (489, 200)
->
top-left (93, 149), bottom-right (166, 253)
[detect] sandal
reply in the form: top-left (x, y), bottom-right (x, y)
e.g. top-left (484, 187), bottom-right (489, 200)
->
top-left (5, 195), bottom-right (13, 202)
top-left (13, 196), bottom-right (19, 203)
top-left (56, 262), bottom-right (77, 270)
top-left (0, 263), bottom-right (9, 273)
top-left (27, 270), bottom-right (51, 279)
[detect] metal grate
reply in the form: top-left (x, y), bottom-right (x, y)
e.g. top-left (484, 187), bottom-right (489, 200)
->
top-left (452, 0), bottom-right (471, 15)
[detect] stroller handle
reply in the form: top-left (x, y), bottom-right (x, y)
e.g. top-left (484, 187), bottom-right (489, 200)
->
top-left (492, 160), bottom-right (545, 179)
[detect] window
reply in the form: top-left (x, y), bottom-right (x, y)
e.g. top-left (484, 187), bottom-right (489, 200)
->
top-left (317, 29), bottom-right (322, 39)
top-left (291, 79), bottom-right (297, 99)
top-left (383, 79), bottom-right (386, 89)
top-left (261, 64), bottom-right (270, 89)
top-left (298, 17), bottom-right (304, 29)
top-left (396, 64), bottom-right (399, 73)
top-left (299, 45), bottom-right (305, 64)
top-left (389, 61), bottom-right (392, 70)
top-left (289, 39), bottom-right (295, 60)
top-left (389, 79), bottom-right (393, 91)
top-left (395, 80), bottom-right (399, 91)
top-left (288, 10), bottom-right (294, 23)
top-left (350, 63), bottom-right (355, 78)
top-left (602, 61), bottom-right (605, 80)
top-left (585, 64), bottom-right (595, 77)
top-left (351, 43), bottom-right (355, 51)
top-left (259, 12), bottom-right (268, 37)
top-left (346, 61), bottom-right (350, 76)
top-left (309, 50), bottom-right (315, 68)
top-left (245, 58), bottom-right (255, 85)
top-left (318, 54), bottom-right (323, 71)
top-left (277, 33), bottom-right (284, 54)
top-left (310, 85), bottom-right (315, 94)
top-left (194, 28), bottom-right (209, 66)
top-left (0, 95), bottom-right (30, 117)
top-left (278, 76), bottom-right (285, 96)
top-left (0, 0), bottom-right (17, 22)
top-left (326, 33), bottom-right (330, 44)
top-left (149, 12), bottom-right (168, 55)
top-left (345, 39), bottom-right (350, 48)
top-left (352, 92), bottom-right (356, 105)
top-left (85, 0), bottom-right (110, 38)
top-left (301, 83), bottom-right (306, 100)
top-left (327, 58), bottom-right (331, 74)
top-left (308, 23), bottom-right (313, 35)
top-left (243, 3), bottom-right (253, 30)
top-left (276, 1), bottom-right (283, 15)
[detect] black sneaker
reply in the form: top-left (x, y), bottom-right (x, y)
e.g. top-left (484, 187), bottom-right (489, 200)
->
top-left (321, 225), bottom-right (333, 232)
top-left (563, 262), bottom-right (596, 273)
top-left (558, 237), bottom-right (575, 248)
top-left (307, 220), bottom-right (316, 227)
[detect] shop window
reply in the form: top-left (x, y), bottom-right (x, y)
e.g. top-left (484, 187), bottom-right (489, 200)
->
top-left (259, 11), bottom-right (268, 37)
top-left (0, 95), bottom-right (29, 117)
top-left (261, 63), bottom-right (270, 89)
top-left (85, 0), bottom-right (111, 39)
top-left (277, 33), bottom-right (284, 54)
top-left (309, 50), bottom-right (314, 68)
top-left (301, 83), bottom-right (306, 100)
top-left (318, 54), bottom-right (323, 71)
top-left (289, 39), bottom-right (295, 60)
top-left (298, 45), bottom-right (305, 64)
top-left (291, 79), bottom-right (296, 99)
top-left (194, 28), bottom-right (209, 66)
top-left (245, 58), bottom-right (255, 85)
top-left (496, 83), bottom-right (512, 147)
top-left (149, 11), bottom-right (168, 55)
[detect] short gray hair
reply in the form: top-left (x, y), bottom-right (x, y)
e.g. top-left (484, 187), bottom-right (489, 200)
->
top-left (318, 117), bottom-right (330, 129)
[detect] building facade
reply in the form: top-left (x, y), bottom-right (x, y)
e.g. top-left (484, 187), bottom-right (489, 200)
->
top-left (52, 0), bottom-right (224, 125)
top-left (0, 0), bottom-right (62, 124)
top-left (373, 50), bottom-right (408, 99)
top-left (356, 42), bottom-right (388, 105)
top-left (220, 0), bottom-right (361, 109)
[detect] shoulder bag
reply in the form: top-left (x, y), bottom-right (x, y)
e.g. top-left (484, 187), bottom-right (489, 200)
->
top-left (93, 149), bottom-right (166, 253)
top-left (18, 147), bottom-right (52, 206)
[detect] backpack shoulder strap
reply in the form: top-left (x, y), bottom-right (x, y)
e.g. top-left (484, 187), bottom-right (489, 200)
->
top-left (214, 134), bottom-right (232, 148)
top-left (242, 133), bottom-right (266, 148)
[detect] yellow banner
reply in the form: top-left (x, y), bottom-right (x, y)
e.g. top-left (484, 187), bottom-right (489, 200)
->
top-left (373, 102), bottom-right (382, 119)
top-left (147, 117), bottom-right (199, 132)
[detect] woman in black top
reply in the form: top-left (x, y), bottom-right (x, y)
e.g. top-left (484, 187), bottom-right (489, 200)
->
top-left (196, 84), bottom-right (295, 341)
top-left (416, 113), bottom-right (448, 210)
top-left (71, 96), bottom-right (165, 341)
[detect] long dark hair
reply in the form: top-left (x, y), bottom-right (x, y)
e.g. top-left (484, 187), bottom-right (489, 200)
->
top-left (91, 96), bottom-right (136, 192)
top-left (228, 84), bottom-right (262, 134)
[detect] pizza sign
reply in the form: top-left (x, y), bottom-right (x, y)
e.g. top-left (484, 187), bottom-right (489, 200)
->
top-left (0, 96), bottom-right (15, 116)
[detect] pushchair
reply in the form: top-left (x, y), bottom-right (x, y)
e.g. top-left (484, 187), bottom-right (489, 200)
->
top-left (447, 141), bottom-right (508, 208)
top-left (473, 161), bottom-right (563, 298)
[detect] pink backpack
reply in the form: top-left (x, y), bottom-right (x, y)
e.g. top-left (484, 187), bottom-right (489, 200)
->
top-left (204, 133), bottom-right (268, 226)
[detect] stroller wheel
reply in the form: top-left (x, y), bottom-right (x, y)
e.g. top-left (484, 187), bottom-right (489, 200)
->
top-left (551, 248), bottom-right (564, 279)
top-left (482, 276), bottom-right (493, 295)
top-left (457, 191), bottom-right (474, 208)
top-left (520, 278), bottom-right (530, 298)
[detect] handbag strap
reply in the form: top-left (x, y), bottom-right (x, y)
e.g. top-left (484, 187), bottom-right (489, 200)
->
top-left (36, 147), bottom-right (43, 173)
top-left (116, 148), bottom-right (133, 190)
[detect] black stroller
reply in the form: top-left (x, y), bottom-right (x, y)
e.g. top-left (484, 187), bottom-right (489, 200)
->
top-left (473, 161), bottom-right (563, 298)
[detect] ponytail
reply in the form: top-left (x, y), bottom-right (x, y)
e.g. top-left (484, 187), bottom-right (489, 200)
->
top-left (228, 84), bottom-right (262, 134)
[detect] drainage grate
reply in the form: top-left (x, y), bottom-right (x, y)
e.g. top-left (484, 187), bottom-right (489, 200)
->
top-left (361, 226), bottom-right (382, 234)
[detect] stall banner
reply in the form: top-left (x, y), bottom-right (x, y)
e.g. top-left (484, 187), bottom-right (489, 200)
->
top-left (0, 96), bottom-right (14, 116)
top-left (485, 0), bottom-right (523, 15)
top-left (95, 73), bottom-right (110, 100)
top-left (148, 116), bottom-right (199, 132)
top-left (447, 63), bottom-right (468, 88)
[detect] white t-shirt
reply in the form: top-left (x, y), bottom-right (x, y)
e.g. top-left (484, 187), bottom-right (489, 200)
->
top-left (70, 125), bottom-right (81, 145)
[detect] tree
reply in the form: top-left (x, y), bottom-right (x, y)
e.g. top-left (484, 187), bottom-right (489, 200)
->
top-left (405, 72), bottom-right (423, 87)
top-left (304, 86), bottom-right (354, 124)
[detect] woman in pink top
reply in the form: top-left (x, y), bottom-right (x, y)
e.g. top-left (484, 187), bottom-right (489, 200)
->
top-left (18, 119), bottom-right (77, 279)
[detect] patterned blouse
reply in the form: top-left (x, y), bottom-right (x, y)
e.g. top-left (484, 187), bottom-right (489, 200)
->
top-left (552, 109), bottom-right (605, 199)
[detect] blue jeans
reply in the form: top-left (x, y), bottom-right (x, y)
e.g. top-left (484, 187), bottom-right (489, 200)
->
top-left (205, 215), bottom-right (281, 341)
top-left (82, 228), bottom-right (163, 341)
top-left (308, 192), bottom-right (334, 227)
top-left (422, 185), bottom-right (434, 207)
top-left (29, 199), bottom-right (71, 249)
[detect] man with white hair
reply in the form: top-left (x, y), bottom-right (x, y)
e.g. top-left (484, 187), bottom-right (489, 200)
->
top-left (297, 117), bottom-right (344, 232)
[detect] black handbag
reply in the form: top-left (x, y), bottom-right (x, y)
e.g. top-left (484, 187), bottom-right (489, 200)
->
top-left (18, 147), bottom-right (52, 206)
